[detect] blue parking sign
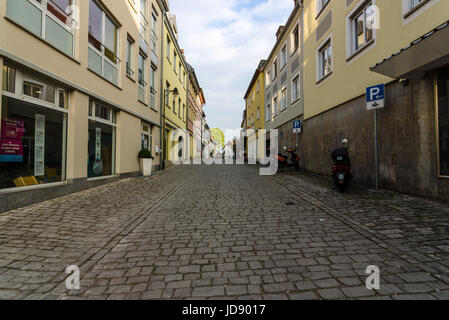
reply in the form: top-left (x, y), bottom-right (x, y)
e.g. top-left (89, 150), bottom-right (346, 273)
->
top-left (366, 84), bottom-right (385, 110)
top-left (293, 120), bottom-right (302, 133)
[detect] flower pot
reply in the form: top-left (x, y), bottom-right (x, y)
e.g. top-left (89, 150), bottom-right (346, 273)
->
top-left (139, 158), bottom-right (153, 177)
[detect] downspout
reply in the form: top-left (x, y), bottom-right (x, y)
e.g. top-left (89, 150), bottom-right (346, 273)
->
top-left (160, 5), bottom-right (166, 170)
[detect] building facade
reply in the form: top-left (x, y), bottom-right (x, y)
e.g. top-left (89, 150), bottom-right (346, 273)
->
top-left (264, 0), bottom-right (304, 156)
top-left (301, 0), bottom-right (449, 200)
top-left (0, 0), bottom-right (175, 211)
top-left (161, 12), bottom-right (188, 167)
top-left (244, 60), bottom-right (266, 160)
top-left (187, 63), bottom-right (205, 161)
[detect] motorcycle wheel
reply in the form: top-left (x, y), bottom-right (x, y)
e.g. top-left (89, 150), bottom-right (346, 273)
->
top-left (295, 163), bottom-right (300, 172)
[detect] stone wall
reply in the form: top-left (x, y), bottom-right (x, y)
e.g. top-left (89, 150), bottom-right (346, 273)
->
top-left (302, 72), bottom-right (449, 200)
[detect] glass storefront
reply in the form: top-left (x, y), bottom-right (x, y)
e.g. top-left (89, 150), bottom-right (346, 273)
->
top-left (438, 67), bottom-right (449, 176)
top-left (87, 102), bottom-right (116, 178)
top-left (1, 66), bottom-right (67, 189)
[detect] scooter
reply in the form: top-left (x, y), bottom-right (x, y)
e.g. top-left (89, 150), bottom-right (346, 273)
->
top-left (331, 139), bottom-right (352, 192)
top-left (276, 146), bottom-right (300, 172)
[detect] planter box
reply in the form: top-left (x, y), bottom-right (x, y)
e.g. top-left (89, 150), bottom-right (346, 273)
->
top-left (139, 158), bottom-right (153, 177)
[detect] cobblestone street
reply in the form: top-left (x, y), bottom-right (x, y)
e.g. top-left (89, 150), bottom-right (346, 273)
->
top-left (0, 165), bottom-right (448, 300)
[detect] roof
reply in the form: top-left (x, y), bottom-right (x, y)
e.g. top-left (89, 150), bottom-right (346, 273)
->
top-left (370, 20), bottom-right (449, 75)
top-left (244, 60), bottom-right (267, 99)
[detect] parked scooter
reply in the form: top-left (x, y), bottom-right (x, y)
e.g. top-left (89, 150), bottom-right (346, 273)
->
top-left (331, 139), bottom-right (352, 192)
top-left (276, 146), bottom-right (300, 172)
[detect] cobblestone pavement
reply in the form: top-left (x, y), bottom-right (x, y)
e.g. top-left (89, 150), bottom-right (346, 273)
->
top-left (0, 165), bottom-right (448, 300)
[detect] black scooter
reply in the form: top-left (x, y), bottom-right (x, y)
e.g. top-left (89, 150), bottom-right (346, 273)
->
top-left (330, 139), bottom-right (352, 192)
top-left (276, 146), bottom-right (300, 172)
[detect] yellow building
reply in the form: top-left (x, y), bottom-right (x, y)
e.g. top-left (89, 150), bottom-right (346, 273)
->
top-left (300, 0), bottom-right (449, 199)
top-left (0, 0), bottom-right (171, 211)
top-left (244, 60), bottom-right (266, 159)
top-left (162, 14), bottom-right (188, 166)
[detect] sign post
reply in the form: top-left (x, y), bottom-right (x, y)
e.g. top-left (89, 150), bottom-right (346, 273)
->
top-left (293, 120), bottom-right (302, 149)
top-left (366, 84), bottom-right (385, 191)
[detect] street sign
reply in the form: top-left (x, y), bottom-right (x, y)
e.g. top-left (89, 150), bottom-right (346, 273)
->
top-left (366, 84), bottom-right (385, 110)
top-left (293, 120), bottom-right (302, 133)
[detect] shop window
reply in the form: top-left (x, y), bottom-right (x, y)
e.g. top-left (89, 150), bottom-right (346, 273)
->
top-left (0, 96), bottom-right (66, 189)
top-left (438, 67), bottom-right (449, 176)
top-left (87, 101), bottom-right (116, 178)
top-left (23, 79), bottom-right (55, 104)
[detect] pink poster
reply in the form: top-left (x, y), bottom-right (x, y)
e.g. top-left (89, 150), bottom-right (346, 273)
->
top-left (1, 119), bottom-right (25, 140)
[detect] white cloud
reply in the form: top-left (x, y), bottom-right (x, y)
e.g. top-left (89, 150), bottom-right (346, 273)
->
top-left (170, 0), bottom-right (294, 139)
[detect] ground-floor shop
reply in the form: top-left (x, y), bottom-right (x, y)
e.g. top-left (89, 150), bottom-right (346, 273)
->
top-left (0, 60), bottom-right (161, 212)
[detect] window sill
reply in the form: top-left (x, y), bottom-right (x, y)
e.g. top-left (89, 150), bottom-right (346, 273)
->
top-left (316, 71), bottom-right (333, 85)
top-left (5, 16), bottom-right (80, 65)
top-left (291, 48), bottom-right (299, 57)
top-left (87, 68), bottom-right (122, 90)
top-left (126, 74), bottom-right (136, 83)
top-left (291, 98), bottom-right (301, 105)
top-left (346, 39), bottom-right (375, 62)
top-left (0, 181), bottom-right (67, 194)
top-left (404, 0), bottom-right (431, 19)
top-left (280, 65), bottom-right (287, 72)
top-left (316, 0), bottom-right (331, 20)
top-left (87, 175), bottom-right (118, 182)
top-left (138, 99), bottom-right (148, 107)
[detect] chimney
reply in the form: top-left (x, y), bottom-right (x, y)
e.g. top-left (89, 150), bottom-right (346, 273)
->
top-left (180, 49), bottom-right (185, 59)
top-left (276, 26), bottom-right (285, 40)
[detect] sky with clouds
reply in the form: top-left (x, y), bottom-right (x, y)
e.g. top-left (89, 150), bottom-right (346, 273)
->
top-left (170, 0), bottom-right (295, 139)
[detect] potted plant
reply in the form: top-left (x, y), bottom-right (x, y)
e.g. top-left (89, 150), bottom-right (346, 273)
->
top-left (138, 149), bottom-right (153, 176)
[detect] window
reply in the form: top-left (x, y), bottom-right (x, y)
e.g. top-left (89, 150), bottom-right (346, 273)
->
top-left (126, 37), bottom-right (134, 77)
top-left (292, 24), bottom-right (299, 54)
top-left (139, 0), bottom-right (148, 37)
top-left (273, 94), bottom-right (278, 117)
top-left (88, 101), bottom-right (116, 178)
top-left (174, 52), bottom-right (177, 71)
top-left (183, 104), bottom-right (186, 121)
top-left (280, 45), bottom-right (287, 69)
top-left (183, 72), bottom-right (186, 88)
top-left (352, 2), bottom-right (374, 53)
top-left (257, 80), bottom-right (260, 93)
top-left (88, 0), bottom-right (119, 85)
top-left (150, 13), bottom-right (158, 58)
top-left (409, 0), bottom-right (426, 11)
top-left (292, 74), bottom-right (300, 102)
top-left (437, 67), bottom-right (449, 176)
top-left (138, 52), bottom-right (147, 103)
top-left (257, 107), bottom-right (260, 120)
top-left (6, 0), bottom-right (75, 57)
top-left (251, 115), bottom-right (254, 127)
top-left (142, 123), bottom-right (152, 153)
top-left (179, 63), bottom-right (182, 81)
top-left (150, 66), bottom-right (156, 109)
top-left (272, 59), bottom-right (278, 81)
top-left (178, 98), bottom-right (181, 117)
top-left (318, 40), bottom-right (332, 80)
top-left (318, 0), bottom-right (330, 13)
top-left (266, 70), bottom-right (271, 88)
top-left (1, 66), bottom-right (68, 190)
top-left (167, 37), bottom-right (171, 61)
top-left (281, 87), bottom-right (287, 111)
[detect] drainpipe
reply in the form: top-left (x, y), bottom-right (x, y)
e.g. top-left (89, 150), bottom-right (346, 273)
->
top-left (159, 3), bottom-right (166, 170)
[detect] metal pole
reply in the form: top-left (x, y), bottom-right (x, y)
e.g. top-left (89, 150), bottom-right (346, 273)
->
top-left (374, 109), bottom-right (379, 191)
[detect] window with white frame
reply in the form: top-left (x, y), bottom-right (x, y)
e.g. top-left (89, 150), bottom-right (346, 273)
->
top-left (291, 23), bottom-right (300, 54)
top-left (266, 104), bottom-right (271, 122)
top-left (291, 74), bottom-right (300, 102)
top-left (167, 37), bottom-right (171, 61)
top-left (138, 52), bottom-right (147, 103)
top-left (272, 59), bottom-right (278, 81)
top-left (126, 37), bottom-right (134, 78)
top-left (281, 87), bottom-right (287, 111)
top-left (318, 39), bottom-right (332, 80)
top-left (150, 66), bottom-right (157, 109)
top-left (280, 45), bottom-right (287, 69)
top-left (266, 70), bottom-right (271, 88)
top-left (273, 94), bottom-right (278, 116)
top-left (352, 2), bottom-right (374, 53)
top-left (318, 0), bottom-right (330, 13)
top-left (139, 0), bottom-right (148, 38)
top-left (6, 0), bottom-right (76, 57)
top-left (88, 0), bottom-right (119, 85)
top-left (150, 13), bottom-right (158, 58)
top-left (409, 0), bottom-right (426, 12)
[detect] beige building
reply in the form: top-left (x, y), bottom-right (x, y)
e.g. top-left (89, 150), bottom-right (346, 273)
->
top-left (0, 0), bottom-right (170, 211)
